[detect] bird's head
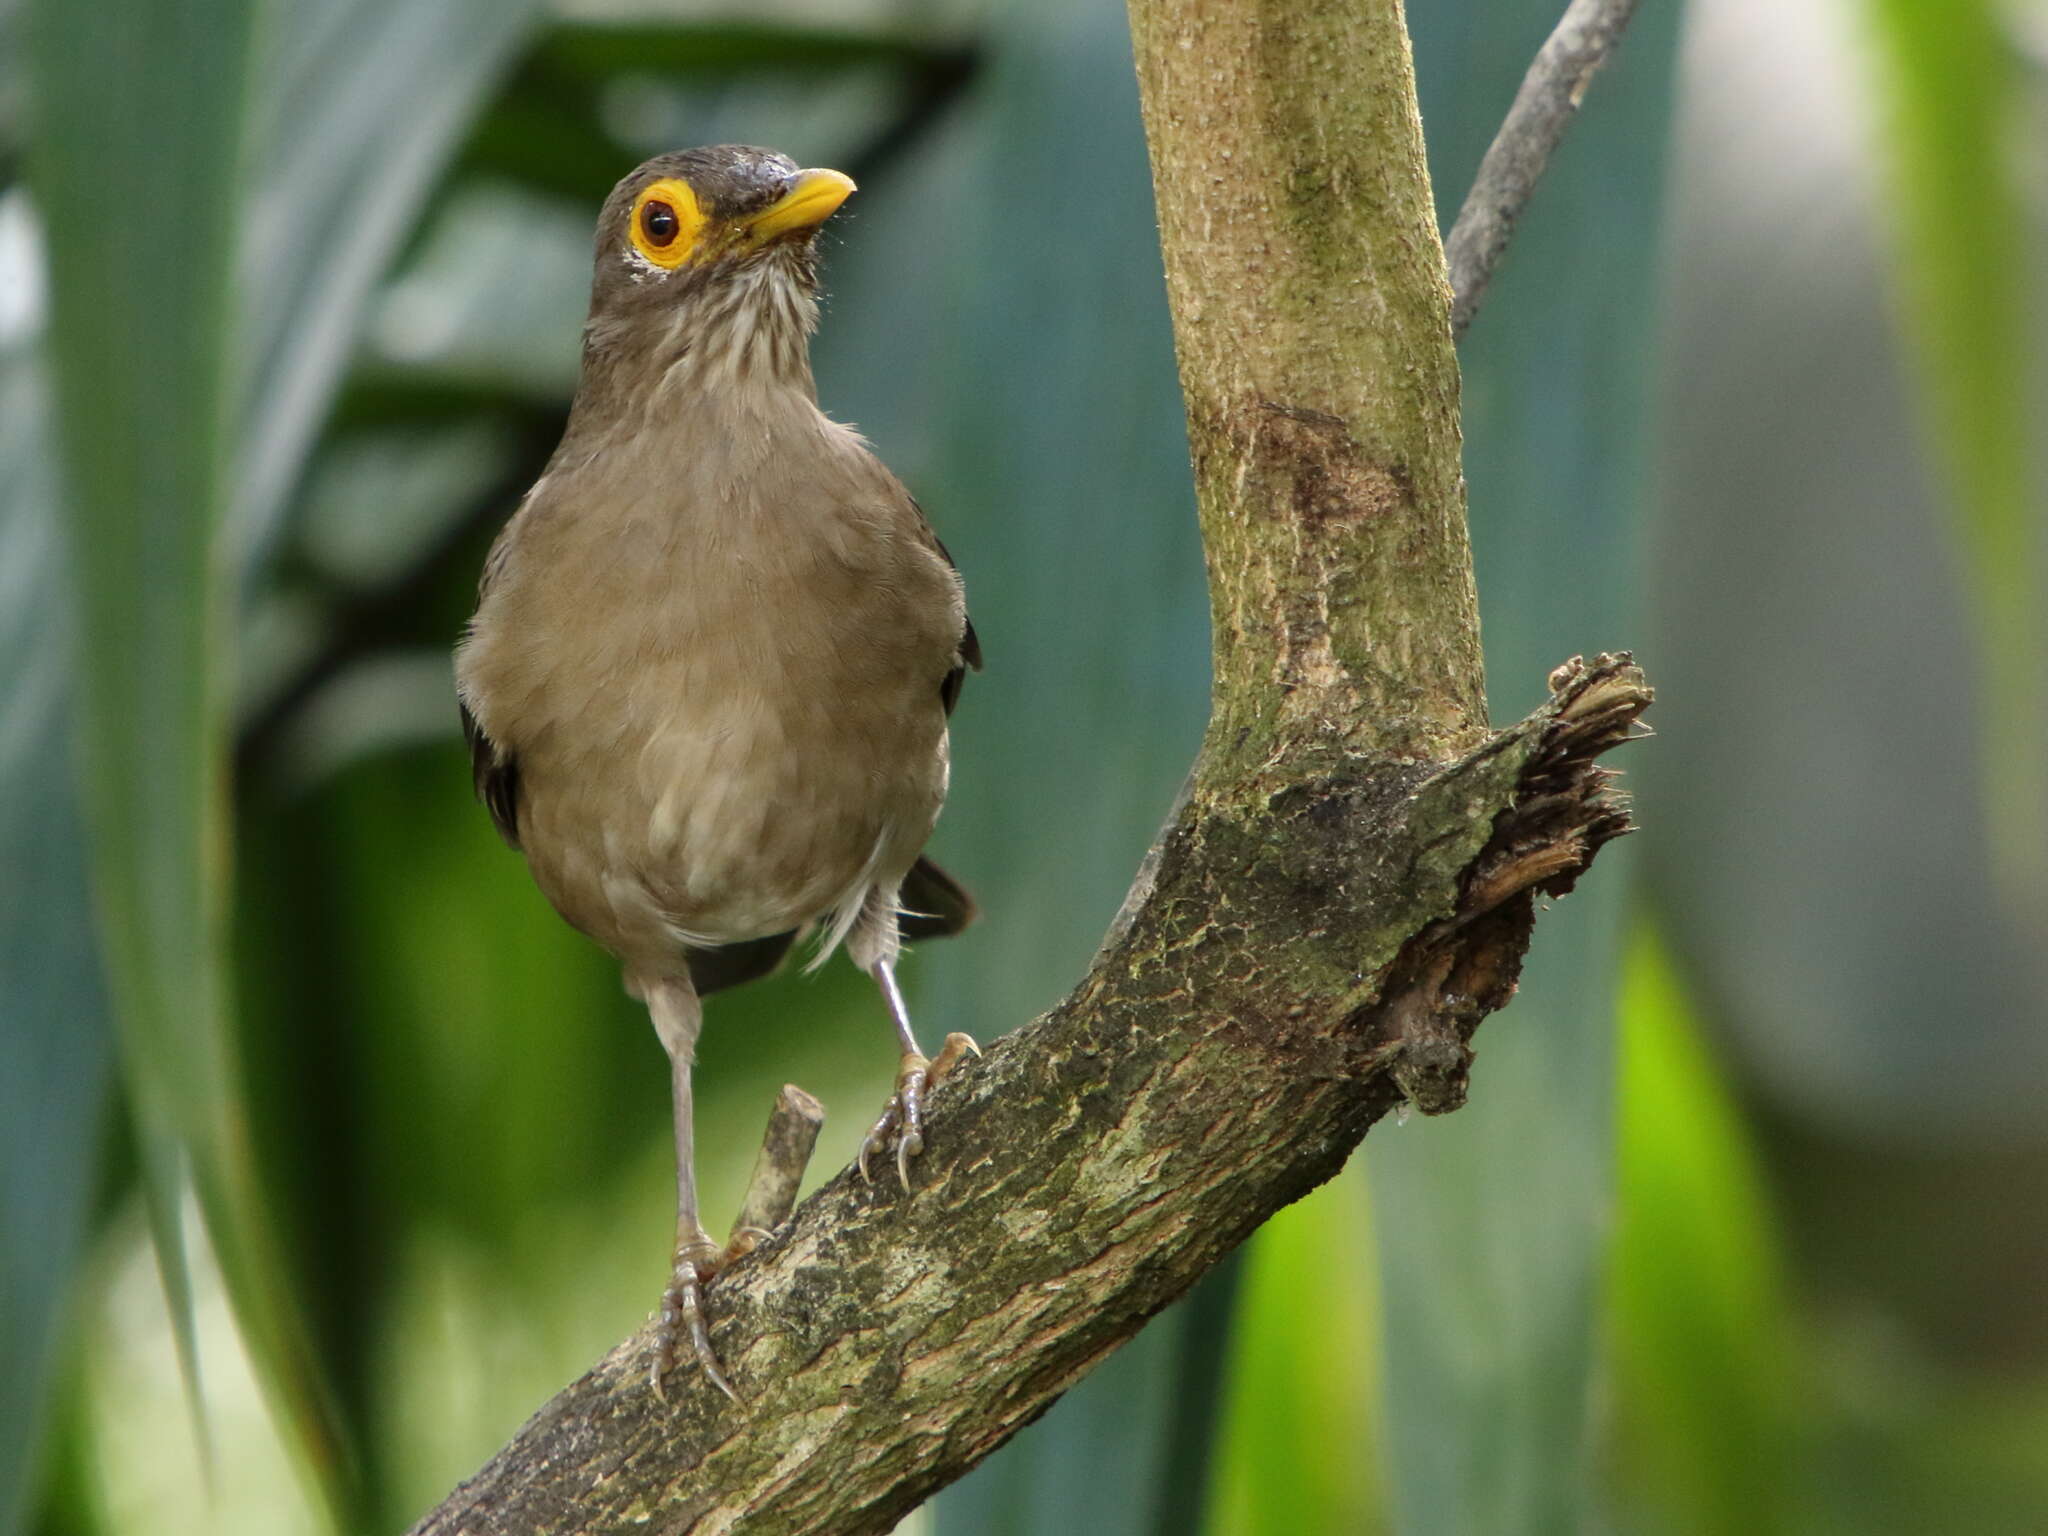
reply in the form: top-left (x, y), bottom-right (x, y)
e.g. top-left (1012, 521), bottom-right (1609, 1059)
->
top-left (582, 145), bottom-right (856, 396)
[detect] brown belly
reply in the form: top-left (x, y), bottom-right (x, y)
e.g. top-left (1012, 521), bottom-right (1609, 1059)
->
top-left (456, 413), bottom-right (966, 982)
top-left (514, 685), bottom-right (948, 977)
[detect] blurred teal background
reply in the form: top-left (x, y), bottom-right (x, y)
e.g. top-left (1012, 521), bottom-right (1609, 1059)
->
top-left (3, 0), bottom-right (2046, 1532)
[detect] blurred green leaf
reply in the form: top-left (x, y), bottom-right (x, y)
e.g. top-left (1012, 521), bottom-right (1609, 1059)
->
top-left (21, 0), bottom-right (355, 1514)
top-left (1150, 1260), bottom-right (1246, 1536)
top-left (0, 0), bottom-right (23, 184)
top-left (26, 0), bottom-right (551, 1516)
top-left (0, 338), bottom-right (113, 1536)
top-left (29, 0), bottom-right (544, 1515)
top-left (318, 752), bottom-right (649, 1245)
top-left (1862, 0), bottom-right (2044, 915)
top-left (22, 1354), bottom-right (97, 1536)
top-left (1365, 4), bottom-right (1681, 1531)
top-left (865, 0), bottom-right (1210, 1527)
top-left (1641, 0), bottom-right (2048, 1136)
top-left (231, 0), bottom-right (540, 582)
top-left (1205, 1169), bottom-right (1382, 1536)
top-left (466, 20), bottom-right (975, 205)
top-left (1607, 930), bottom-right (1801, 1536)
top-left (537, 19), bottom-right (967, 78)
top-left (230, 735), bottom-right (645, 1525)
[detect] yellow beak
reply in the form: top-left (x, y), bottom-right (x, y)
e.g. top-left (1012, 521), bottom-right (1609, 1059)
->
top-left (747, 168), bottom-right (857, 244)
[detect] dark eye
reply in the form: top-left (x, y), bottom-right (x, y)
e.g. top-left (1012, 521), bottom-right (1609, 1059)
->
top-left (641, 199), bottom-right (680, 247)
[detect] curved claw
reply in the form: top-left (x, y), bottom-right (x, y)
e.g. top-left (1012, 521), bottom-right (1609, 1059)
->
top-left (859, 1037), bottom-right (979, 1192)
top-left (858, 1101), bottom-right (899, 1184)
top-left (931, 1032), bottom-right (981, 1080)
top-left (650, 1251), bottom-right (738, 1403)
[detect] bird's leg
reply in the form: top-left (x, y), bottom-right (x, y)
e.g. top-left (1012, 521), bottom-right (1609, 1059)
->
top-left (857, 956), bottom-right (979, 1190)
top-left (859, 959), bottom-right (928, 1189)
top-left (646, 979), bottom-right (738, 1403)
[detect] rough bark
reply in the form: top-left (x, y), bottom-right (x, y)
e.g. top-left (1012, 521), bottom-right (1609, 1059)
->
top-left (406, 2), bottom-right (1652, 1531)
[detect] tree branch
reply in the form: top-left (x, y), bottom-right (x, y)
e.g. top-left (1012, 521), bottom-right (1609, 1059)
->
top-left (406, 1), bottom-right (1654, 1529)
top-left (1445, 0), bottom-right (1643, 338)
top-left (409, 659), bottom-right (1646, 1536)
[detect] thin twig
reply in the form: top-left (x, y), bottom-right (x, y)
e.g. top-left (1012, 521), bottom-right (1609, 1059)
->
top-left (1446, 0), bottom-right (1642, 338)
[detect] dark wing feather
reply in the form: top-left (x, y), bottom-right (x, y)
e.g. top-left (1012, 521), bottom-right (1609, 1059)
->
top-left (913, 500), bottom-right (982, 716)
top-left (899, 854), bottom-right (978, 940)
top-left (688, 931), bottom-right (801, 996)
top-left (689, 863), bottom-right (970, 997)
top-left (940, 610), bottom-right (982, 717)
top-left (460, 510), bottom-right (531, 849)
top-left (461, 698), bottom-right (522, 849)
top-left (903, 499), bottom-right (980, 933)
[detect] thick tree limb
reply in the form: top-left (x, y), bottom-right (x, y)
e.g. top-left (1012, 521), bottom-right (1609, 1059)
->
top-left (1446, 0), bottom-right (1643, 338)
top-left (407, 1), bottom-right (1653, 1530)
top-left (409, 660), bottom-right (1647, 1536)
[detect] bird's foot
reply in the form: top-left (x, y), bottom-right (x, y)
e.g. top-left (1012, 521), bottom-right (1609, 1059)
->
top-left (650, 1236), bottom-right (740, 1404)
top-left (858, 1031), bottom-right (979, 1191)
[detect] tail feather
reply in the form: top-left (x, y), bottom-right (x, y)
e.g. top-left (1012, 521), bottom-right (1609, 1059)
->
top-left (898, 855), bottom-right (977, 940)
top-left (684, 856), bottom-right (975, 997)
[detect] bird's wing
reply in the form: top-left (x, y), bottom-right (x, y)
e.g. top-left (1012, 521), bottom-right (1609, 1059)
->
top-left (459, 494), bottom-right (539, 849)
top-left (910, 498), bottom-right (982, 716)
top-left (903, 500), bottom-right (979, 935)
top-left (461, 697), bottom-right (522, 849)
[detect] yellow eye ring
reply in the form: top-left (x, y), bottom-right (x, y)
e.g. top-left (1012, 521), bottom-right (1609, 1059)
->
top-left (629, 178), bottom-right (704, 269)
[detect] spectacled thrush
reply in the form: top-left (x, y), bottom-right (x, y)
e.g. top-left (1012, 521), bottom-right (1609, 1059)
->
top-left (455, 145), bottom-right (981, 1400)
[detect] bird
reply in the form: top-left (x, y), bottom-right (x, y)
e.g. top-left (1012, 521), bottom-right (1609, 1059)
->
top-left (454, 145), bottom-right (982, 1401)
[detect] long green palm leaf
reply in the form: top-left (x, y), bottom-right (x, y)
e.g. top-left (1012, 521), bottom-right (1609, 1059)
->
top-left (25, 0), bottom-right (544, 1518)
top-left (1608, 931), bottom-right (1801, 1534)
top-left (22, 0), bottom-right (352, 1512)
top-left (0, 349), bottom-right (116, 1536)
top-left (1862, 0), bottom-right (2043, 920)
